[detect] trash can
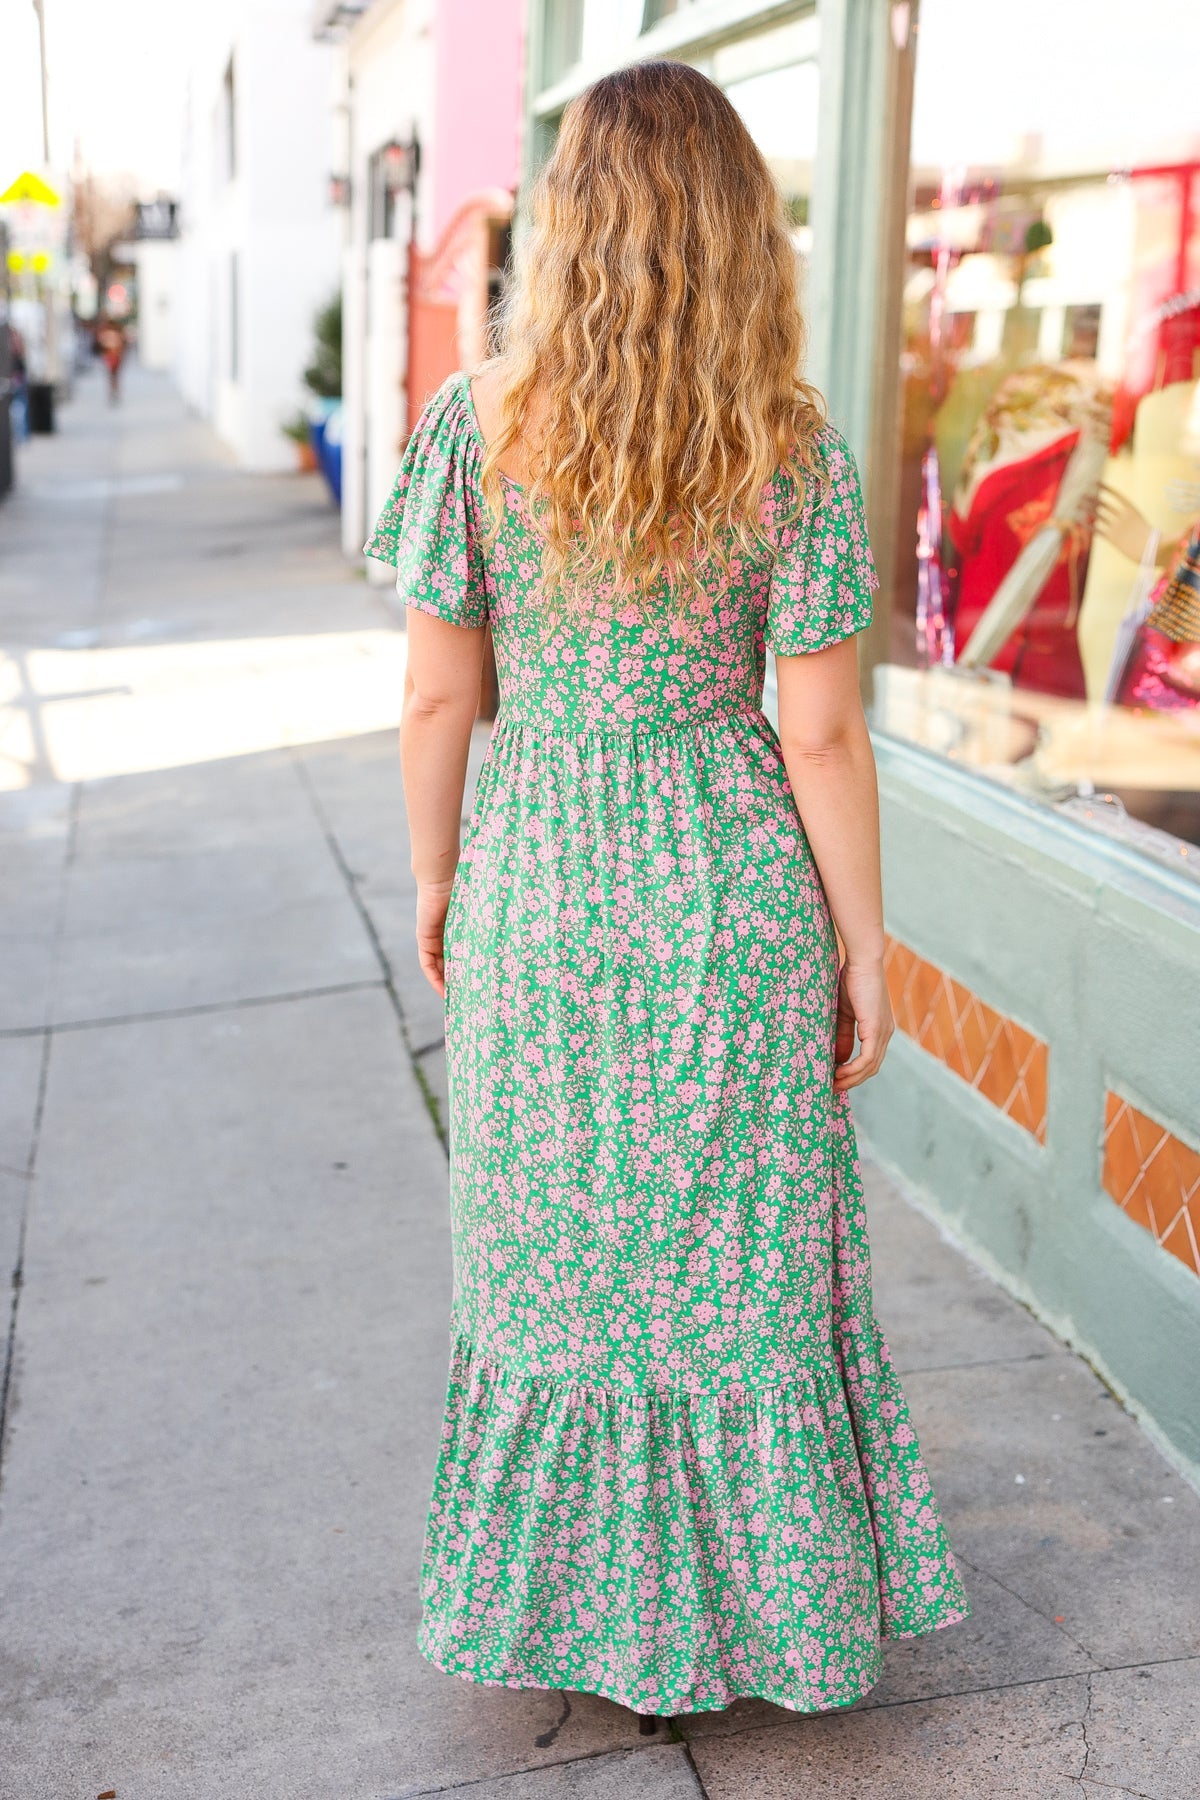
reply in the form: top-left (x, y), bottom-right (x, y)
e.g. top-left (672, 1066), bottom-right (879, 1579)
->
top-left (27, 381), bottom-right (55, 434)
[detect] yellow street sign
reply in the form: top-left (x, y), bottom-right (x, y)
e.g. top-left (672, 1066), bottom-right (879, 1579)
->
top-left (6, 249), bottom-right (26, 272)
top-left (31, 250), bottom-right (51, 272)
top-left (0, 171), bottom-right (61, 207)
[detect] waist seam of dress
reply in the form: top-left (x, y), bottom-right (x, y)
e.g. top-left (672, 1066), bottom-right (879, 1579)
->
top-left (446, 1328), bottom-right (852, 1416)
top-left (489, 701), bottom-right (773, 742)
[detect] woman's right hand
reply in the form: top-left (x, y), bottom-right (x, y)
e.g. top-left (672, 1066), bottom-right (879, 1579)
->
top-left (832, 958), bottom-right (895, 1094)
top-left (415, 878), bottom-right (456, 999)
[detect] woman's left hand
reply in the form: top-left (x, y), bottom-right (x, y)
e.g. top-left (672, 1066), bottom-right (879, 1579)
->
top-left (832, 958), bottom-right (895, 1093)
top-left (416, 879), bottom-right (456, 998)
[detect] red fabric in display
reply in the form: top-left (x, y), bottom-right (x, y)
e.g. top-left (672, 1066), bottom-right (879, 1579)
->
top-left (949, 432), bottom-right (1089, 700)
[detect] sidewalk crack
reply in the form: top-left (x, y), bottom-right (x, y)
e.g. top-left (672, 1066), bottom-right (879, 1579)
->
top-left (954, 1552), bottom-right (1100, 1665)
top-left (1078, 1668), bottom-right (1095, 1784)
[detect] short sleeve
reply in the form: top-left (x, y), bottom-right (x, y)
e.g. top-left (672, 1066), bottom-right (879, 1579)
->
top-left (764, 424), bottom-right (878, 654)
top-left (363, 374), bottom-right (488, 628)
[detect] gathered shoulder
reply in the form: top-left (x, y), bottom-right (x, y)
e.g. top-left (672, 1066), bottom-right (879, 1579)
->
top-left (771, 421), bottom-right (858, 503)
top-left (810, 421), bottom-right (863, 495)
top-left (362, 370), bottom-right (484, 573)
top-left (763, 416), bottom-right (877, 654)
top-left (408, 369), bottom-right (478, 450)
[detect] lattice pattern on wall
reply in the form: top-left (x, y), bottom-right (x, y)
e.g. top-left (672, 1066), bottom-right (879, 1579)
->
top-left (1103, 1093), bottom-right (1200, 1279)
top-left (883, 936), bottom-right (1048, 1143)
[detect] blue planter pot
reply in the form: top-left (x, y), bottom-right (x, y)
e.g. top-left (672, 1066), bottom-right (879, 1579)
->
top-left (308, 403), bottom-right (342, 506)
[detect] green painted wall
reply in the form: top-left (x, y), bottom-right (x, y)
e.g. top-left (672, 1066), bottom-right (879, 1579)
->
top-left (853, 734), bottom-right (1200, 1482)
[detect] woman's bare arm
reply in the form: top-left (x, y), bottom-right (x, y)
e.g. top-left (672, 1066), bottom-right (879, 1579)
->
top-left (400, 609), bottom-right (487, 996)
top-left (774, 636), bottom-right (894, 1092)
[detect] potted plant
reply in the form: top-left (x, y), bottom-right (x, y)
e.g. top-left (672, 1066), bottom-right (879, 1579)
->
top-left (281, 409), bottom-right (318, 472)
top-left (303, 293), bottom-right (343, 504)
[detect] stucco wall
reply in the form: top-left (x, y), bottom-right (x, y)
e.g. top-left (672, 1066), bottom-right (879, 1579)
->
top-left (431, 0), bottom-right (523, 245)
top-left (133, 241), bottom-right (178, 373)
top-left (175, 0), bottom-right (340, 470)
top-left (852, 733), bottom-right (1200, 1482)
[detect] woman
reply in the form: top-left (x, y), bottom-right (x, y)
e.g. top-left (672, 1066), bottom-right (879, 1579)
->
top-left (96, 317), bottom-right (127, 405)
top-left (366, 61), bottom-right (969, 1722)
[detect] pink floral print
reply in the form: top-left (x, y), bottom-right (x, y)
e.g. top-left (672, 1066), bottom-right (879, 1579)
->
top-left (365, 373), bottom-right (970, 1717)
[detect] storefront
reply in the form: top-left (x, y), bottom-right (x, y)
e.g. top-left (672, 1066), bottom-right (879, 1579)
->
top-left (524, 0), bottom-right (1200, 1480)
top-left (881, 1), bottom-right (1200, 863)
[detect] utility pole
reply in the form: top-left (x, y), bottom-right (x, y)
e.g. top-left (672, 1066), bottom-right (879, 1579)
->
top-left (33, 0), bottom-right (51, 164)
top-left (32, 0), bottom-right (60, 388)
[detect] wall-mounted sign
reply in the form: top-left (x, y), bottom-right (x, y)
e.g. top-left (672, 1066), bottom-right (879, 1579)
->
top-left (134, 199), bottom-right (178, 240)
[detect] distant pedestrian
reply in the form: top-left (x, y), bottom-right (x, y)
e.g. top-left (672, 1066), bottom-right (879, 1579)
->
top-left (365, 60), bottom-right (970, 1728)
top-left (96, 318), bottom-right (127, 404)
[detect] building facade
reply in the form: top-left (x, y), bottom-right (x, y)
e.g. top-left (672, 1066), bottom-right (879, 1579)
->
top-left (524, 0), bottom-right (1200, 1481)
top-left (318, 0), bottom-right (524, 568)
top-left (129, 240), bottom-right (178, 374)
top-left (175, 0), bottom-right (341, 470)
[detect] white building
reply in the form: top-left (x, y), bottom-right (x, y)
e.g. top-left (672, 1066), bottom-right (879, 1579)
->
top-left (318, 0), bottom-right (433, 560)
top-left (129, 236), bottom-right (179, 373)
top-left (175, 0), bottom-right (341, 470)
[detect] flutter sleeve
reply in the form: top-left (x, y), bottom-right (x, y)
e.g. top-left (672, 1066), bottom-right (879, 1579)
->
top-left (765, 424), bottom-right (879, 654)
top-left (363, 374), bottom-right (488, 628)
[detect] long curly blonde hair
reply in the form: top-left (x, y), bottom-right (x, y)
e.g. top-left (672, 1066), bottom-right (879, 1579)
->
top-left (478, 60), bottom-right (826, 618)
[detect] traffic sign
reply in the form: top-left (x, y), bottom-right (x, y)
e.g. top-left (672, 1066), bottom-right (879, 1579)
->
top-left (0, 171), bottom-right (61, 207)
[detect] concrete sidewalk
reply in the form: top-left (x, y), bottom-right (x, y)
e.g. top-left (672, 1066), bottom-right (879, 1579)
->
top-left (1, 368), bottom-right (1198, 1800)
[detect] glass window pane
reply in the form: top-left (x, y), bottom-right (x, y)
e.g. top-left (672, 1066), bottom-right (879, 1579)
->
top-left (877, 0), bottom-right (1200, 869)
top-left (723, 59), bottom-right (818, 228)
top-left (542, 0), bottom-right (585, 85)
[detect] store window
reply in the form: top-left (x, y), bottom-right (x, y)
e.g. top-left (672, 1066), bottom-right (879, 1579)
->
top-left (533, 5), bottom-right (818, 237)
top-left (641, 0), bottom-right (694, 27)
top-left (540, 0), bottom-right (584, 86)
top-left (222, 57), bottom-right (237, 184)
top-left (875, 0), bottom-right (1200, 869)
top-left (698, 19), bottom-right (818, 234)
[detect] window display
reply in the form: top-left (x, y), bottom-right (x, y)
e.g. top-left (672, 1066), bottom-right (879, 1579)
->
top-left (876, 0), bottom-right (1200, 869)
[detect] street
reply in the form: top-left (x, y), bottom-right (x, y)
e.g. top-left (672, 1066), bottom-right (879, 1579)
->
top-left (1, 366), bottom-right (1198, 1800)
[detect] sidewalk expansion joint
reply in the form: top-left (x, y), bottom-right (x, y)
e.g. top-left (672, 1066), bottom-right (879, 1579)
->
top-left (391, 1729), bottom-right (711, 1799)
top-left (290, 748), bottom-right (449, 1158)
top-left (668, 1652), bottom-right (1200, 1752)
top-left (0, 1027), bottom-right (51, 1489)
top-left (0, 980), bottom-right (388, 1039)
top-left (0, 775), bottom-right (80, 1489)
top-left (897, 1350), bottom-right (1062, 1378)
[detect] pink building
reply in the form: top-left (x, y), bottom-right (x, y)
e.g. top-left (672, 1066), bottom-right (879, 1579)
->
top-left (316, 0), bottom-right (524, 561)
top-left (410, 0), bottom-right (524, 428)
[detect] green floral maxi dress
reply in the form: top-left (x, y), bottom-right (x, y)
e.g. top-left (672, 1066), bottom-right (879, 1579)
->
top-left (366, 372), bottom-right (970, 1717)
